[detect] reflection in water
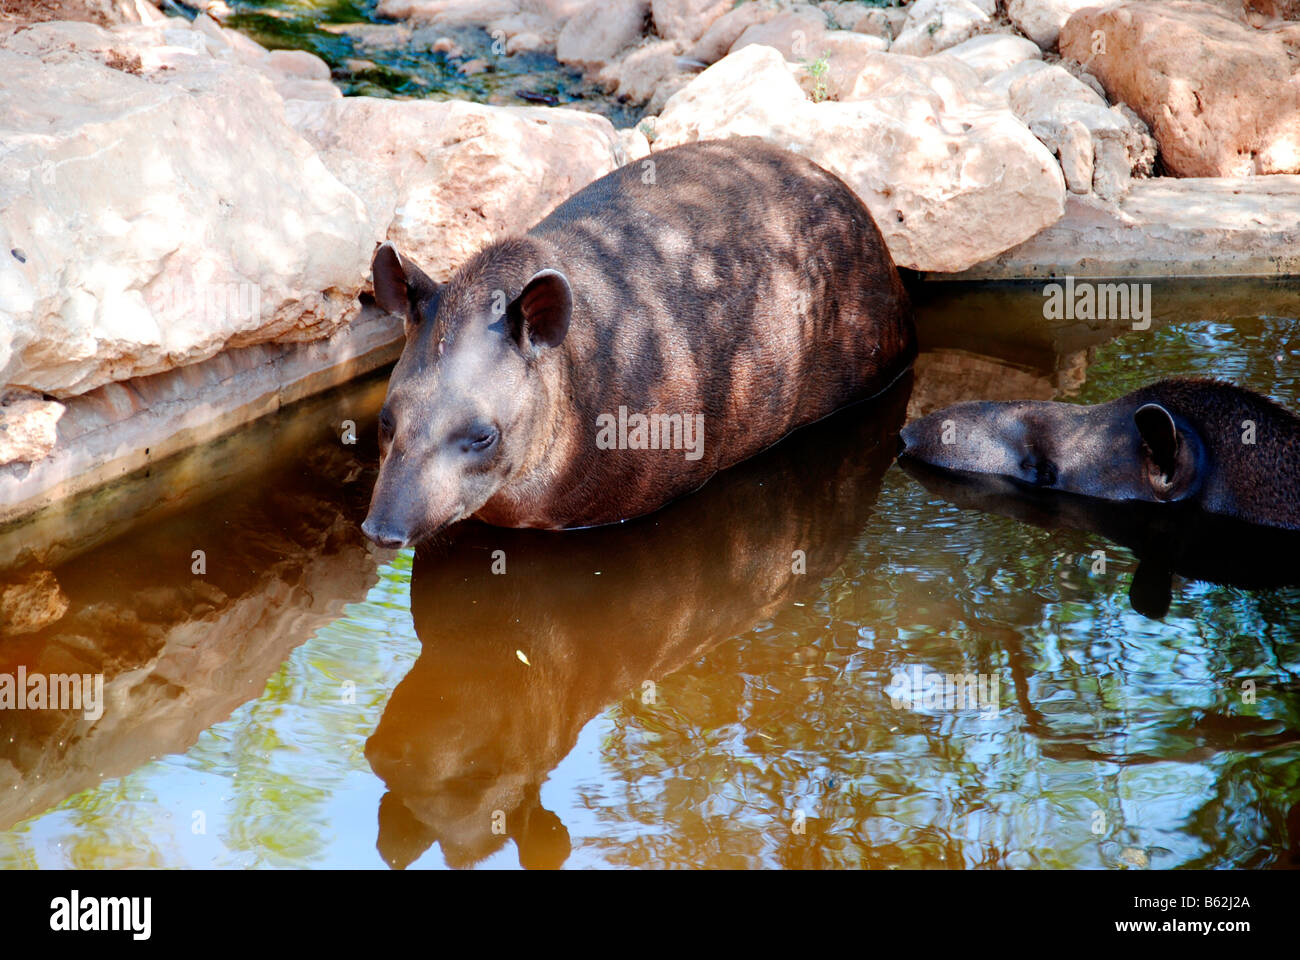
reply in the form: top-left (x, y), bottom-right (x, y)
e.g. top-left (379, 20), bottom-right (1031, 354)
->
top-left (899, 460), bottom-right (1300, 618)
top-left (1, 284), bottom-right (1298, 868)
top-left (0, 379), bottom-right (388, 835)
top-left (365, 377), bottom-right (913, 868)
top-left (906, 348), bottom-right (1058, 421)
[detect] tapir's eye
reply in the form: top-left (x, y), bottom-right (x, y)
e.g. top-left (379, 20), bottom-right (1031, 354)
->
top-left (1020, 454), bottom-right (1058, 487)
top-left (459, 423), bottom-right (499, 454)
top-left (378, 408), bottom-right (395, 441)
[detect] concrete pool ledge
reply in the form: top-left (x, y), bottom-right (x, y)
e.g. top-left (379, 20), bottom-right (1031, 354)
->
top-left (0, 306), bottom-right (402, 557)
top-left (925, 177), bottom-right (1300, 281)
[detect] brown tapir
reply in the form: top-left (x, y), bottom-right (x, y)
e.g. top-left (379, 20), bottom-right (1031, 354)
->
top-left (361, 138), bottom-right (916, 547)
top-left (365, 382), bottom-right (909, 867)
top-left (899, 378), bottom-right (1300, 531)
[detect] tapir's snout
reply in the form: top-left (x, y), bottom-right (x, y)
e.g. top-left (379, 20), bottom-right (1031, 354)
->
top-left (361, 463), bottom-right (419, 549)
top-left (361, 449), bottom-right (477, 549)
top-left (897, 402), bottom-right (1046, 481)
top-left (897, 421), bottom-right (920, 455)
top-left (361, 514), bottom-right (407, 549)
top-left (896, 410), bottom-right (977, 468)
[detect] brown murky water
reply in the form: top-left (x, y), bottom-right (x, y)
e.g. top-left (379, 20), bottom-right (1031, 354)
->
top-left (1, 279), bottom-right (1298, 868)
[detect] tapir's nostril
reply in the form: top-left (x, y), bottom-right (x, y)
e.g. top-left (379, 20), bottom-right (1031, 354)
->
top-left (361, 516), bottom-right (406, 549)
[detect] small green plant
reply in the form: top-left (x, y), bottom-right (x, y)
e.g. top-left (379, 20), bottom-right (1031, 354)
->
top-left (638, 118), bottom-right (657, 143)
top-left (804, 52), bottom-right (831, 103)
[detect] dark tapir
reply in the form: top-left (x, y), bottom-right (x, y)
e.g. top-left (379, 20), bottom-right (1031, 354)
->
top-left (899, 377), bottom-right (1300, 531)
top-left (361, 138), bottom-right (916, 547)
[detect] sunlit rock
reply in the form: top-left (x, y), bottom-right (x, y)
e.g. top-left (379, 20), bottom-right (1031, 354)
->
top-left (596, 37), bottom-right (681, 103)
top-left (981, 57), bottom-right (1050, 99)
top-left (1060, 1), bottom-right (1300, 177)
top-left (1007, 64), bottom-right (1156, 199)
top-left (0, 392), bottom-right (63, 468)
top-left (788, 30), bottom-right (891, 100)
top-left (936, 33), bottom-right (1042, 82)
top-left (556, 0), bottom-right (649, 68)
top-left (939, 177), bottom-right (1300, 280)
top-left (652, 45), bottom-right (1066, 273)
top-left (851, 6), bottom-right (909, 41)
top-left (890, 0), bottom-right (993, 58)
top-left (7, 0), bottom-right (165, 27)
top-left (0, 21), bottom-right (371, 399)
top-left (651, 0), bottom-right (732, 46)
top-left (730, 6), bottom-right (834, 61)
top-left (375, 0), bottom-right (520, 26)
top-left (687, 0), bottom-right (778, 63)
top-left (1007, 0), bottom-right (1101, 51)
top-left (284, 97), bottom-right (625, 280)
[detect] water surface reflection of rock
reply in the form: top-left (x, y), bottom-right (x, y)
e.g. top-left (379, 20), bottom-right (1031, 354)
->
top-left (365, 376), bottom-right (912, 869)
top-left (0, 404), bottom-right (386, 831)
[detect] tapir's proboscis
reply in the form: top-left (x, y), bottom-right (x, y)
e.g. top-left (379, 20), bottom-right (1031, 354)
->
top-left (361, 138), bottom-right (917, 547)
top-left (899, 377), bottom-right (1300, 532)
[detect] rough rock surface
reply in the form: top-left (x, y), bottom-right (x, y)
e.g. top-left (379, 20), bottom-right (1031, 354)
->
top-left (1, 12), bottom-right (626, 404)
top-left (556, 0), bottom-right (649, 67)
top-left (597, 37), bottom-right (680, 102)
top-left (935, 177), bottom-right (1300, 279)
top-left (0, 307), bottom-right (402, 531)
top-left (0, 20), bottom-right (370, 398)
top-left (937, 33), bottom-right (1042, 82)
top-left (730, 7), bottom-right (834, 61)
top-left (789, 31), bottom-right (892, 100)
top-left (652, 44), bottom-right (1066, 273)
top-left (1007, 0), bottom-right (1102, 51)
top-left (374, 0), bottom-right (520, 25)
top-left (1008, 64), bottom-right (1156, 199)
top-left (1060, 1), bottom-right (1300, 176)
top-left (891, 0), bottom-right (993, 57)
top-left (285, 97), bottom-right (624, 279)
top-left (0, 393), bottom-right (63, 467)
top-left (1246, 0), bottom-right (1300, 17)
top-left (3, 0), bottom-right (165, 26)
top-left (835, 46), bottom-right (989, 108)
top-left (687, 1), bottom-right (778, 62)
top-left (651, 0), bottom-right (731, 46)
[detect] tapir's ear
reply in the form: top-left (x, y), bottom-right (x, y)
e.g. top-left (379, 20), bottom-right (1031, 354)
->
top-left (1134, 402), bottom-right (1180, 483)
top-left (372, 243), bottom-right (439, 333)
top-left (507, 269), bottom-right (572, 353)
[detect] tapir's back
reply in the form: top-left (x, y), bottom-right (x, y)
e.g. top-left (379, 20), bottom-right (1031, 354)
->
top-left (528, 138), bottom-right (916, 485)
